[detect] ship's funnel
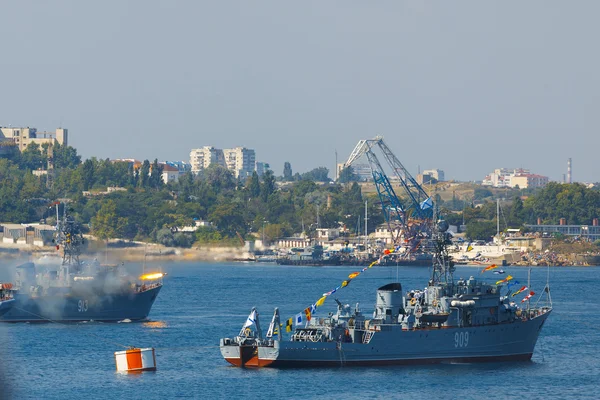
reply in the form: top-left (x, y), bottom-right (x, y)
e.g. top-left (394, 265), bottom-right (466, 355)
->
top-left (376, 283), bottom-right (403, 311)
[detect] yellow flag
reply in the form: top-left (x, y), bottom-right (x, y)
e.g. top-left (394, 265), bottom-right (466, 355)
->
top-left (316, 296), bottom-right (326, 307)
top-left (341, 280), bottom-right (350, 288)
top-left (348, 272), bottom-right (360, 279)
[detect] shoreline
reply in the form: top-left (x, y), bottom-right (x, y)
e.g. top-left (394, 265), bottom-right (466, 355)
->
top-left (0, 246), bottom-right (598, 267)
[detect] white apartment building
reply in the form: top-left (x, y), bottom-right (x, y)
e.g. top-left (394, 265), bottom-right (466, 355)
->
top-left (189, 146), bottom-right (225, 174)
top-left (0, 127), bottom-right (68, 151)
top-left (223, 147), bottom-right (256, 179)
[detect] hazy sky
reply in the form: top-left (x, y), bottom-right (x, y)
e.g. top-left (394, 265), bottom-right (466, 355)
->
top-left (2, 1), bottom-right (599, 182)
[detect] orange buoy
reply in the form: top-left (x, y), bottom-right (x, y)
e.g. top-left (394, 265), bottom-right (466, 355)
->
top-left (114, 348), bottom-right (156, 372)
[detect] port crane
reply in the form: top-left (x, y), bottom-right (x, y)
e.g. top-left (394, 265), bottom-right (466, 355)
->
top-left (343, 136), bottom-right (433, 251)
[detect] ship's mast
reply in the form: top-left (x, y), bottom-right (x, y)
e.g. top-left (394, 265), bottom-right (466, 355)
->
top-left (54, 202), bottom-right (84, 273)
top-left (430, 219), bottom-right (455, 286)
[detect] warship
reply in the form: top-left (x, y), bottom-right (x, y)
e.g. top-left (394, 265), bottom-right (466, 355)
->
top-left (220, 220), bottom-right (552, 367)
top-left (0, 204), bottom-right (163, 323)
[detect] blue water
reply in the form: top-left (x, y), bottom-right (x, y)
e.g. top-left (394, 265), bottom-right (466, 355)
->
top-left (1, 262), bottom-right (599, 399)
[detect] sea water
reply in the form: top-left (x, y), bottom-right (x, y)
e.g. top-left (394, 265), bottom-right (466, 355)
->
top-left (1, 262), bottom-right (598, 399)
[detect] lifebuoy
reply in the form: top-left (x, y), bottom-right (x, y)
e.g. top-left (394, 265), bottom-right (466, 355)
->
top-left (410, 298), bottom-right (416, 306)
top-left (432, 299), bottom-right (439, 307)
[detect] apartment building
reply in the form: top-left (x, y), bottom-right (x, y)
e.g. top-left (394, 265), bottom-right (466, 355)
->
top-left (190, 146), bottom-right (258, 178)
top-left (189, 146), bottom-right (225, 174)
top-left (223, 147), bottom-right (256, 179)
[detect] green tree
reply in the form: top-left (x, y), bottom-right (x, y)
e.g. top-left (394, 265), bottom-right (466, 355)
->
top-left (465, 221), bottom-right (497, 241)
top-left (248, 171), bottom-right (261, 198)
top-left (283, 162), bottom-right (293, 181)
top-left (260, 170), bottom-right (277, 202)
top-left (149, 159), bottom-right (163, 189)
top-left (338, 166), bottom-right (359, 183)
top-left (81, 159), bottom-right (95, 190)
top-left (301, 167), bottom-right (329, 182)
top-left (20, 143), bottom-right (45, 170)
top-left (52, 141), bottom-right (81, 169)
top-left (138, 160), bottom-right (150, 188)
top-left (91, 200), bottom-right (127, 240)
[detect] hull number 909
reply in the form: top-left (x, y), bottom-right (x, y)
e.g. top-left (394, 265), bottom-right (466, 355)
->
top-left (454, 331), bottom-right (469, 348)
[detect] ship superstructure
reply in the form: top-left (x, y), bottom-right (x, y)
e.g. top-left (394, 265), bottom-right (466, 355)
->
top-left (220, 220), bottom-right (552, 367)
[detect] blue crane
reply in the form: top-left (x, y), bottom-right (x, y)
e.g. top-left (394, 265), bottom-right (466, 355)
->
top-left (343, 136), bottom-right (434, 247)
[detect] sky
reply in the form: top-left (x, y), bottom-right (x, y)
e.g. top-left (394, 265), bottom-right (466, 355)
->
top-left (1, 1), bottom-right (599, 183)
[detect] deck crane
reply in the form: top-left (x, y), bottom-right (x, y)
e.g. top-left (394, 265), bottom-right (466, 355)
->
top-left (343, 136), bottom-right (434, 251)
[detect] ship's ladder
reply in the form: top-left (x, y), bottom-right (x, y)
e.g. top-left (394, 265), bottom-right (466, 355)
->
top-left (363, 330), bottom-right (375, 344)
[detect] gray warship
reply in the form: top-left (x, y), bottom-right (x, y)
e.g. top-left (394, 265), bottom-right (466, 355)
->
top-left (220, 220), bottom-right (552, 367)
top-left (0, 205), bottom-right (163, 323)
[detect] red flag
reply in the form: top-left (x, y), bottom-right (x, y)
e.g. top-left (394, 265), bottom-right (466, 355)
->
top-left (304, 307), bottom-right (311, 322)
top-left (481, 264), bottom-right (498, 274)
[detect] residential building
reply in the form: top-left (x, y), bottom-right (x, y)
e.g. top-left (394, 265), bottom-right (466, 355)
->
top-left (255, 162), bottom-right (270, 177)
top-left (482, 168), bottom-right (547, 189)
top-left (189, 146), bottom-right (225, 174)
top-left (510, 173), bottom-right (549, 189)
top-left (161, 163), bottom-right (180, 184)
top-left (0, 127), bottom-right (68, 151)
top-left (422, 169), bottom-right (445, 182)
top-left (223, 147), bottom-right (256, 179)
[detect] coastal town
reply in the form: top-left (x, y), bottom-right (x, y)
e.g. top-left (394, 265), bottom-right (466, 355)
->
top-left (1, 125), bottom-right (599, 267)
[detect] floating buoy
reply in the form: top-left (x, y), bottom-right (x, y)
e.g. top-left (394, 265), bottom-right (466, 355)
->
top-left (114, 348), bottom-right (156, 372)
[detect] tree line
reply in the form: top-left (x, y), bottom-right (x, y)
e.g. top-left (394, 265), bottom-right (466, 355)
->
top-left (1, 142), bottom-right (599, 246)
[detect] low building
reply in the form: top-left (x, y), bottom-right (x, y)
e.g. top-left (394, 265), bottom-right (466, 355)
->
top-left (482, 168), bottom-right (548, 189)
top-left (161, 164), bottom-right (180, 184)
top-left (0, 127), bottom-right (67, 151)
top-left (422, 169), bottom-right (445, 182)
top-left (276, 236), bottom-right (311, 249)
top-left (316, 228), bottom-right (340, 241)
top-left (511, 174), bottom-right (549, 189)
top-left (525, 221), bottom-right (600, 241)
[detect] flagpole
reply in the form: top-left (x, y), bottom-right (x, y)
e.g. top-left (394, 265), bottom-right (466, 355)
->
top-left (527, 268), bottom-right (531, 314)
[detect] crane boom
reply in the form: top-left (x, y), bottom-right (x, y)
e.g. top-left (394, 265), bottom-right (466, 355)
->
top-left (343, 136), bottom-right (434, 248)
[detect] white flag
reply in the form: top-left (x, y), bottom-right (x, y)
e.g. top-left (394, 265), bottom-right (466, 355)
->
top-left (243, 310), bottom-right (256, 329)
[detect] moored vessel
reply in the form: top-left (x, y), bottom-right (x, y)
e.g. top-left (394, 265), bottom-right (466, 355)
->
top-left (220, 220), bottom-right (552, 367)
